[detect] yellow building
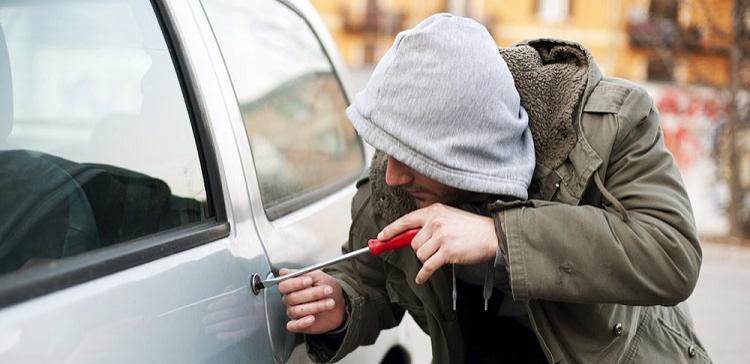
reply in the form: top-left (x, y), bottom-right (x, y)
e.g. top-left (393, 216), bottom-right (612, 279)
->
top-left (311, 0), bottom-right (735, 87)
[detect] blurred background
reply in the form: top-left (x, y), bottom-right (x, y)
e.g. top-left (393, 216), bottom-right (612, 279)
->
top-left (310, 0), bottom-right (750, 362)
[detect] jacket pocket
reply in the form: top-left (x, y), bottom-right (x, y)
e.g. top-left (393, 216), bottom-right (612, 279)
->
top-left (621, 307), bottom-right (711, 364)
top-left (656, 317), bottom-right (710, 361)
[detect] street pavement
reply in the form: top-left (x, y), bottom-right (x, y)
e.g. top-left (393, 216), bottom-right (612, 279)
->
top-left (688, 242), bottom-right (750, 364)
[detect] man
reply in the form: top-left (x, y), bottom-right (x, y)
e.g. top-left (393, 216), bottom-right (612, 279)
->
top-left (279, 13), bottom-right (710, 363)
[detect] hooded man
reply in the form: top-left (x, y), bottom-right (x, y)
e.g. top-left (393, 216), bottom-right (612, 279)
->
top-left (279, 13), bottom-right (710, 364)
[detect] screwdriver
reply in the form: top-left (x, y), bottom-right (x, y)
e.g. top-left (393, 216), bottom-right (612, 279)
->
top-left (252, 228), bottom-right (419, 292)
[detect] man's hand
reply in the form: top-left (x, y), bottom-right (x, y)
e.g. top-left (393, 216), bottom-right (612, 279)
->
top-left (278, 269), bottom-right (346, 335)
top-left (378, 203), bottom-right (498, 284)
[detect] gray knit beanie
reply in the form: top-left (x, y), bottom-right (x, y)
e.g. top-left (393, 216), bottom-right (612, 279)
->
top-left (347, 13), bottom-right (535, 199)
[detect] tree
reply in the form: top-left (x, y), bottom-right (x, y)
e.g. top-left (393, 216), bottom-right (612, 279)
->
top-left (726, 0), bottom-right (750, 238)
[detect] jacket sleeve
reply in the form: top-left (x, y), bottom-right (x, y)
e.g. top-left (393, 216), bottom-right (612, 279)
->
top-left (498, 88), bottom-right (702, 306)
top-left (305, 180), bottom-right (405, 363)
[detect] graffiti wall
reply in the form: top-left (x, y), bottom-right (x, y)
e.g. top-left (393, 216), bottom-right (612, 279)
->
top-left (645, 84), bottom-right (729, 236)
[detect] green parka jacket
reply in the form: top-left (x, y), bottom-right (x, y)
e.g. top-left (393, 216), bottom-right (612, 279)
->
top-left (306, 39), bottom-right (711, 364)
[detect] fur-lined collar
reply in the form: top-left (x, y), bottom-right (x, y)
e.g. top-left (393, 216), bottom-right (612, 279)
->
top-left (500, 39), bottom-right (591, 170)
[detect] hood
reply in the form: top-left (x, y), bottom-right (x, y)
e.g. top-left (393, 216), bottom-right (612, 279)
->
top-left (347, 13), bottom-right (535, 200)
top-left (370, 38), bottom-right (601, 223)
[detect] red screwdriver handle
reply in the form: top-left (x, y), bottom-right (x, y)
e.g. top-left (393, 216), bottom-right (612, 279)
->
top-left (367, 228), bottom-right (420, 256)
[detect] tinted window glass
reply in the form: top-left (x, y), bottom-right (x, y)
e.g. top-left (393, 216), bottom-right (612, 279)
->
top-left (201, 0), bottom-right (364, 218)
top-left (0, 0), bottom-right (209, 275)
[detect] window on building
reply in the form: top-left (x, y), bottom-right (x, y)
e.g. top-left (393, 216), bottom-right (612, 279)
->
top-left (537, 0), bottom-right (570, 23)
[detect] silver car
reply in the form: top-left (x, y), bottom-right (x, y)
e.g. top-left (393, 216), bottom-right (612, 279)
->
top-left (0, 0), bottom-right (428, 362)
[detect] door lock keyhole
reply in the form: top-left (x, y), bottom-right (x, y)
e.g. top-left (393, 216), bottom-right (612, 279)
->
top-left (250, 273), bottom-right (263, 295)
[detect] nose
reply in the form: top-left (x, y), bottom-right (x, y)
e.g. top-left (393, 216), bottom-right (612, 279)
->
top-left (385, 157), bottom-right (414, 187)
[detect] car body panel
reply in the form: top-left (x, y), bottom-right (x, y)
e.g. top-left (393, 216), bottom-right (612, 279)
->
top-left (0, 0), bottom-right (430, 363)
top-left (0, 0), bottom-right (275, 362)
top-left (0, 242), bottom-right (272, 363)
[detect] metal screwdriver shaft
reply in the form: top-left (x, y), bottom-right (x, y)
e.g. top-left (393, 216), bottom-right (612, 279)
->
top-left (255, 228), bottom-right (420, 290)
top-left (259, 247), bottom-right (371, 288)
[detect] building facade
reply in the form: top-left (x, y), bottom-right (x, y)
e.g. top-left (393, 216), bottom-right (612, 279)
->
top-left (311, 0), bottom-right (737, 88)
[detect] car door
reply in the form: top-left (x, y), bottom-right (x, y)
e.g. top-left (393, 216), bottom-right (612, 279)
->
top-left (0, 0), bottom-right (275, 362)
top-left (195, 0), bottom-right (370, 362)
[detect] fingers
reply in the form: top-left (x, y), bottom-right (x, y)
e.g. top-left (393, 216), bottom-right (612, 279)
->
top-left (278, 274), bottom-right (313, 295)
top-left (378, 206), bottom-right (434, 240)
top-left (409, 227), bottom-right (431, 251)
top-left (286, 298), bottom-right (336, 320)
top-left (286, 315), bottom-right (316, 332)
top-left (304, 269), bottom-right (329, 283)
top-left (416, 250), bottom-right (446, 284)
top-left (282, 285), bottom-right (334, 306)
top-left (378, 203), bottom-right (455, 240)
top-left (415, 236), bottom-right (440, 264)
top-left (278, 269), bottom-right (344, 334)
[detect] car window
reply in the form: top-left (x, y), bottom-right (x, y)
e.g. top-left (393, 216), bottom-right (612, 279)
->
top-left (0, 0), bottom-right (210, 275)
top-left (200, 0), bottom-right (364, 219)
